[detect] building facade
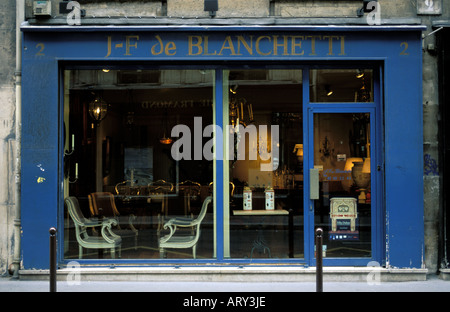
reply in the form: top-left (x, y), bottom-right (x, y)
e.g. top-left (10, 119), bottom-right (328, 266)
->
top-left (1, 0), bottom-right (449, 280)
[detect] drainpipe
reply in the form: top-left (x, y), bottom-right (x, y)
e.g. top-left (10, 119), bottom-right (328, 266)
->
top-left (12, 0), bottom-right (24, 279)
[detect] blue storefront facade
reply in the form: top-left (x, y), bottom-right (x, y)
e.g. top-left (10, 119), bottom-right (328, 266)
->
top-left (20, 23), bottom-right (425, 271)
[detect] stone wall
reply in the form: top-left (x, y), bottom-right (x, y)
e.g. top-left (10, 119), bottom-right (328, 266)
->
top-left (0, 0), bottom-right (16, 275)
top-left (25, 0), bottom-right (429, 19)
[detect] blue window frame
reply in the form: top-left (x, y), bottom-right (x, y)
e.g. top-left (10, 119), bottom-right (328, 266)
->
top-left (58, 62), bottom-right (383, 267)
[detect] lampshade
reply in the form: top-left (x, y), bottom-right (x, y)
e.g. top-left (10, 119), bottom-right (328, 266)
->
top-left (362, 158), bottom-right (371, 173)
top-left (89, 96), bottom-right (108, 122)
top-left (293, 144), bottom-right (303, 157)
top-left (159, 136), bottom-right (173, 145)
top-left (344, 157), bottom-right (363, 172)
top-left (159, 110), bottom-right (173, 145)
top-left (296, 144), bottom-right (303, 157)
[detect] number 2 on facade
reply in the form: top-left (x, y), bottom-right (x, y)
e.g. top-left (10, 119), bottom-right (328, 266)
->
top-left (400, 42), bottom-right (409, 55)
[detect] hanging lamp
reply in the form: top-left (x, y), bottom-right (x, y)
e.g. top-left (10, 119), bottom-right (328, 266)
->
top-left (89, 95), bottom-right (108, 123)
top-left (160, 110), bottom-right (173, 145)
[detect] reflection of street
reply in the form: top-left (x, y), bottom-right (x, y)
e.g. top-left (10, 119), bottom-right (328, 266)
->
top-left (242, 210), bottom-right (293, 259)
top-left (251, 235), bottom-right (271, 258)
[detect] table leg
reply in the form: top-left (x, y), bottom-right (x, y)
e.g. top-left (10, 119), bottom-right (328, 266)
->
top-left (289, 209), bottom-right (294, 258)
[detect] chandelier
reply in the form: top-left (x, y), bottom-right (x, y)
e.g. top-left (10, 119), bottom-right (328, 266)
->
top-left (229, 85), bottom-right (253, 127)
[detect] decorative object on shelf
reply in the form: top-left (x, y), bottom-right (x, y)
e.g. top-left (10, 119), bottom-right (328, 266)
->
top-left (293, 143), bottom-right (303, 173)
top-left (319, 136), bottom-right (335, 160)
top-left (342, 157), bottom-right (363, 192)
top-left (229, 86), bottom-right (254, 128)
top-left (265, 186), bottom-right (274, 210)
top-left (243, 186), bottom-right (252, 211)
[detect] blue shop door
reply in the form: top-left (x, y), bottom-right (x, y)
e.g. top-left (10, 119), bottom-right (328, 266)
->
top-left (306, 108), bottom-right (382, 266)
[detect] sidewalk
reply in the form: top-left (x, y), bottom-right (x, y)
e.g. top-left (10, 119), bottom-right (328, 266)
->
top-left (1, 274), bottom-right (450, 292)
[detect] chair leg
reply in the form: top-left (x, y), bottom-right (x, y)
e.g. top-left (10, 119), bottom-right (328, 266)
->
top-left (157, 213), bottom-right (162, 239)
top-left (111, 248), bottom-right (115, 259)
top-left (160, 248), bottom-right (166, 259)
top-left (79, 246), bottom-right (83, 259)
top-left (192, 245), bottom-right (197, 259)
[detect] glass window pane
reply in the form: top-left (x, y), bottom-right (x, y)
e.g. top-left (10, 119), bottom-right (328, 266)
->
top-left (225, 69), bottom-right (304, 259)
top-left (313, 113), bottom-right (371, 258)
top-left (63, 69), bottom-right (215, 260)
top-left (310, 69), bottom-right (373, 102)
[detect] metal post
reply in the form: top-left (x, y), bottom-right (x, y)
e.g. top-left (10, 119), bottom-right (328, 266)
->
top-left (315, 228), bottom-right (323, 292)
top-left (49, 227), bottom-right (57, 292)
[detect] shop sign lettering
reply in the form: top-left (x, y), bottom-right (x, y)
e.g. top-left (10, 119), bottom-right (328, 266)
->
top-left (141, 99), bottom-right (213, 109)
top-left (105, 34), bottom-right (346, 58)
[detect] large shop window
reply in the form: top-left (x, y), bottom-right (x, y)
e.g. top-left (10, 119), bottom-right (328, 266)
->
top-left (63, 69), bottom-right (215, 260)
top-left (223, 69), bottom-right (303, 259)
top-left (62, 66), bottom-right (375, 263)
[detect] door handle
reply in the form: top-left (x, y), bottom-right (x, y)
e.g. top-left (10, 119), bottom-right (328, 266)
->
top-left (310, 168), bottom-right (319, 200)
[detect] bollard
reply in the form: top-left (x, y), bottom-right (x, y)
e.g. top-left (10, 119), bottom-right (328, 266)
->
top-left (315, 228), bottom-right (323, 292)
top-left (49, 227), bottom-right (57, 292)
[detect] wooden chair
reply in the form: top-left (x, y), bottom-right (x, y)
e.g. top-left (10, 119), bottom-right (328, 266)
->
top-left (88, 192), bottom-right (138, 250)
top-left (65, 196), bottom-right (122, 259)
top-left (159, 196), bottom-right (212, 259)
top-left (178, 180), bottom-right (201, 218)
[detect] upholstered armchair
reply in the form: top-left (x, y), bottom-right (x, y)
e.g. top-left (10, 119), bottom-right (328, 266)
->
top-left (65, 196), bottom-right (122, 259)
top-left (159, 196), bottom-right (212, 259)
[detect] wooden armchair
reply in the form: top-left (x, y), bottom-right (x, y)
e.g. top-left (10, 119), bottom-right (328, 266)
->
top-left (88, 192), bottom-right (138, 250)
top-left (65, 196), bottom-right (122, 259)
top-left (159, 196), bottom-right (212, 259)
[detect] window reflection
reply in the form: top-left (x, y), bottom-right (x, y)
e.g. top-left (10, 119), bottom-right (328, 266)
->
top-left (64, 69), bottom-right (215, 260)
top-left (310, 69), bottom-right (373, 102)
top-left (226, 69), bottom-right (304, 259)
top-left (313, 113), bottom-right (371, 258)
top-left (63, 67), bottom-right (374, 262)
